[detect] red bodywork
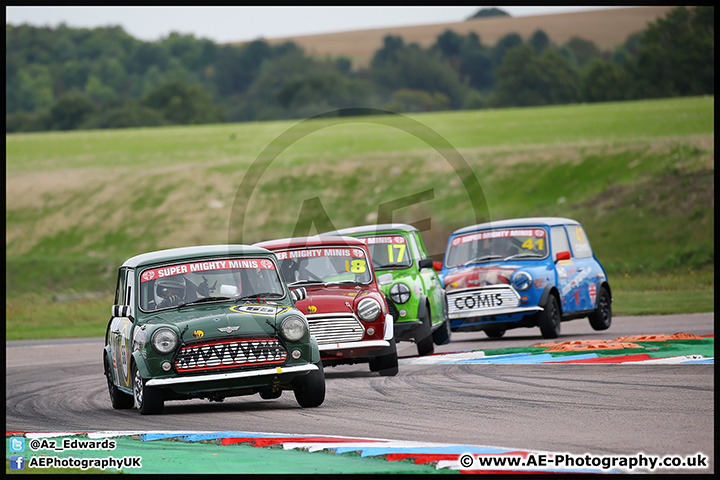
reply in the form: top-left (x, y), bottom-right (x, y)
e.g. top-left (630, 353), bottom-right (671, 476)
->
top-left (255, 236), bottom-right (392, 362)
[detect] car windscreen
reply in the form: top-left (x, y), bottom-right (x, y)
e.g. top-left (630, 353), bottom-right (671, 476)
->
top-left (138, 257), bottom-right (285, 311)
top-left (273, 246), bottom-right (373, 285)
top-left (446, 228), bottom-right (549, 268)
top-left (354, 234), bottom-right (412, 269)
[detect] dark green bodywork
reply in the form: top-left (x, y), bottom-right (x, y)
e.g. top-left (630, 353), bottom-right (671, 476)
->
top-left (103, 245), bottom-right (320, 402)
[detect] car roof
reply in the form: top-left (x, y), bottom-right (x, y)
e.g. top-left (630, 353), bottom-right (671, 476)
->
top-left (325, 223), bottom-right (419, 236)
top-left (122, 244), bottom-right (273, 268)
top-left (255, 235), bottom-right (368, 251)
top-left (452, 217), bottom-right (580, 236)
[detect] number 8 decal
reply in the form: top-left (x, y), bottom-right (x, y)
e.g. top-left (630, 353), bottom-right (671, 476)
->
top-left (345, 259), bottom-right (366, 273)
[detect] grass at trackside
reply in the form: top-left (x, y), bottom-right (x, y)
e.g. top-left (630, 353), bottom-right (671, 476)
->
top-left (5, 97), bottom-right (714, 341)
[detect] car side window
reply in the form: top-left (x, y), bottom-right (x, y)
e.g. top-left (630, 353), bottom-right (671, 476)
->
top-left (114, 268), bottom-right (128, 305)
top-left (125, 269), bottom-right (135, 316)
top-left (409, 233), bottom-right (423, 261)
top-left (550, 226), bottom-right (571, 262)
top-left (567, 225), bottom-right (593, 259)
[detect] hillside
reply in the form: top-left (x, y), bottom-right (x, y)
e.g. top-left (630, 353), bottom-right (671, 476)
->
top-left (5, 97), bottom-right (714, 338)
top-left (248, 7), bottom-right (676, 68)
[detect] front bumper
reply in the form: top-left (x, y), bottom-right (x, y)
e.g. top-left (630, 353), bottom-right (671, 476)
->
top-left (318, 340), bottom-right (390, 352)
top-left (145, 364), bottom-right (317, 387)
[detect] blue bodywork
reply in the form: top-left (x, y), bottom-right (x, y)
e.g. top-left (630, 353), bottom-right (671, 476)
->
top-left (440, 217), bottom-right (611, 336)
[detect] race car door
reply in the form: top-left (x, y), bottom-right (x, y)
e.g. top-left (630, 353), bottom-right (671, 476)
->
top-left (109, 267), bottom-right (135, 393)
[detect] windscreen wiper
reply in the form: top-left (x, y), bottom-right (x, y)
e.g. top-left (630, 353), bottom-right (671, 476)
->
top-left (176, 296), bottom-right (234, 308)
top-left (503, 253), bottom-right (545, 261)
top-left (462, 254), bottom-right (503, 266)
top-left (287, 280), bottom-right (324, 286)
top-left (233, 292), bottom-right (285, 302)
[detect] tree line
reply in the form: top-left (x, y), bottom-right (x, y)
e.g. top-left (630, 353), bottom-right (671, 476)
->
top-left (5, 6), bottom-right (713, 133)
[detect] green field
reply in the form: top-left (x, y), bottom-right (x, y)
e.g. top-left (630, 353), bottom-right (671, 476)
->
top-left (6, 97), bottom-right (714, 340)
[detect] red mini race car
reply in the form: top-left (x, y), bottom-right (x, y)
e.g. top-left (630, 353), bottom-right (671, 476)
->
top-left (255, 235), bottom-right (398, 376)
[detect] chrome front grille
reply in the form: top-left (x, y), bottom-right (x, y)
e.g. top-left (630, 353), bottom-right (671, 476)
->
top-left (175, 337), bottom-right (287, 373)
top-left (306, 313), bottom-right (365, 345)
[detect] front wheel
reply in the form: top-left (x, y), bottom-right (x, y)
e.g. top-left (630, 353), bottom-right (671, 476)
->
top-left (293, 361), bottom-right (326, 408)
top-left (485, 329), bottom-right (506, 339)
top-left (133, 363), bottom-right (164, 415)
top-left (589, 286), bottom-right (612, 330)
top-left (415, 309), bottom-right (435, 356)
top-left (432, 316), bottom-right (452, 346)
top-left (369, 338), bottom-right (399, 376)
top-left (538, 295), bottom-right (561, 339)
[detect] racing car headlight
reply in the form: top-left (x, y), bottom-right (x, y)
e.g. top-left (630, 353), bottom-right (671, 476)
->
top-left (151, 327), bottom-right (179, 354)
top-left (357, 298), bottom-right (381, 321)
top-left (389, 282), bottom-right (411, 304)
top-left (281, 315), bottom-right (307, 342)
top-left (512, 271), bottom-right (533, 291)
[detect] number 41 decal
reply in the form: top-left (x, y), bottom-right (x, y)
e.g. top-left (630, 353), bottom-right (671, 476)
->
top-left (521, 238), bottom-right (544, 250)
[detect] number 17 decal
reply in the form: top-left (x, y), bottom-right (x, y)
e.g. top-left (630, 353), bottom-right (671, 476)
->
top-left (387, 244), bottom-right (406, 263)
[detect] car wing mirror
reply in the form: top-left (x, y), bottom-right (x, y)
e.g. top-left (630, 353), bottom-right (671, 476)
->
top-left (111, 304), bottom-right (131, 318)
top-left (432, 261), bottom-right (443, 272)
top-left (418, 258), bottom-right (434, 270)
top-left (377, 273), bottom-right (393, 286)
top-left (556, 251), bottom-right (571, 262)
top-left (290, 287), bottom-right (307, 302)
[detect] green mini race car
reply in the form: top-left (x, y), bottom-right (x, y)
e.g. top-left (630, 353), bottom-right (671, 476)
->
top-left (103, 244), bottom-right (325, 415)
top-left (324, 224), bottom-right (450, 356)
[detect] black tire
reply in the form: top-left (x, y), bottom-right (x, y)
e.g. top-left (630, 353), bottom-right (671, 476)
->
top-left (105, 357), bottom-right (133, 410)
top-left (538, 294), bottom-right (561, 339)
top-left (293, 361), bottom-right (326, 408)
top-left (432, 316), bottom-right (452, 346)
top-left (589, 286), bottom-right (612, 330)
top-left (259, 388), bottom-right (282, 400)
top-left (415, 309), bottom-right (435, 356)
top-left (369, 338), bottom-right (399, 376)
top-left (132, 363), bottom-right (164, 415)
top-left (485, 329), bottom-right (506, 339)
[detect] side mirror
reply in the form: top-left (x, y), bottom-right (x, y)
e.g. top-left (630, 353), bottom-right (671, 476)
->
top-left (111, 305), bottom-right (131, 318)
top-left (290, 287), bottom-right (307, 302)
top-left (556, 251), bottom-right (571, 262)
top-left (432, 261), bottom-right (443, 272)
top-left (377, 272), bottom-right (394, 286)
top-left (418, 258), bottom-right (434, 270)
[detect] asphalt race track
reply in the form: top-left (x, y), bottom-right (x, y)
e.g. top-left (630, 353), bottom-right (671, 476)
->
top-left (6, 313), bottom-right (714, 474)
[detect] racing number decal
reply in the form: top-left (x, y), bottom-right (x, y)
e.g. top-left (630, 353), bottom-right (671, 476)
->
top-left (575, 226), bottom-right (586, 244)
top-left (111, 317), bottom-right (133, 388)
top-left (521, 238), bottom-right (544, 250)
top-left (387, 244), bottom-right (406, 263)
top-left (344, 259), bottom-right (367, 273)
top-left (119, 321), bottom-right (132, 386)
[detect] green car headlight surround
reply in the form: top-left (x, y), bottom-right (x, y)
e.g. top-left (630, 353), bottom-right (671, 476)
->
top-left (152, 327), bottom-right (179, 354)
top-left (281, 315), bottom-right (307, 342)
top-left (389, 282), bottom-right (411, 304)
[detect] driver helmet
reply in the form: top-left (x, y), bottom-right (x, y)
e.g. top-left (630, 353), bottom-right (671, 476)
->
top-left (154, 277), bottom-right (186, 305)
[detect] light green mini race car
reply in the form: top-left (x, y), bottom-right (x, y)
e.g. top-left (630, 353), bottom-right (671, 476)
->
top-left (325, 224), bottom-right (450, 355)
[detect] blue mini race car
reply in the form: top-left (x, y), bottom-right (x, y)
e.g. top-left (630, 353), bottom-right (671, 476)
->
top-left (439, 217), bottom-right (612, 339)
